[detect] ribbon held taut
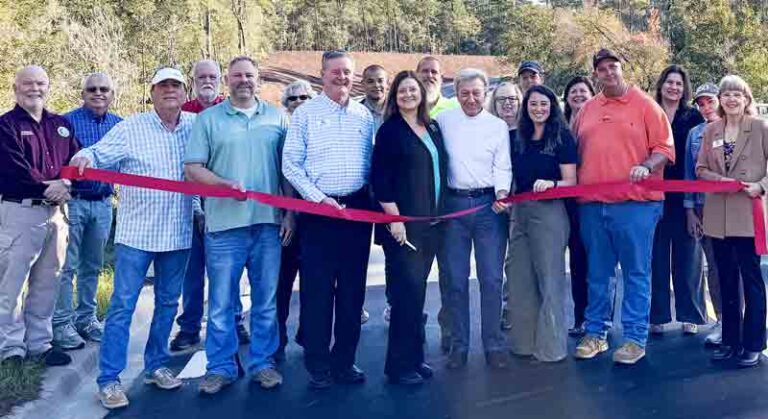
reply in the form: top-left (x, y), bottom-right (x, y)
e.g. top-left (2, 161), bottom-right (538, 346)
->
top-left (59, 166), bottom-right (767, 255)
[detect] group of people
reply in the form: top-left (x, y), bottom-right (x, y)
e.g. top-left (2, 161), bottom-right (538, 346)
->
top-left (0, 46), bottom-right (766, 412)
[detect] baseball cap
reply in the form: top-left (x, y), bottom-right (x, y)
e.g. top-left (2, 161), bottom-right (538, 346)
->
top-left (592, 49), bottom-right (621, 69)
top-left (693, 82), bottom-right (719, 101)
top-left (151, 67), bottom-right (186, 86)
top-left (517, 60), bottom-right (543, 75)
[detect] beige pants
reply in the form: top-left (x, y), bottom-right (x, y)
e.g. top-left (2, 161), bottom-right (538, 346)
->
top-left (0, 201), bottom-right (68, 359)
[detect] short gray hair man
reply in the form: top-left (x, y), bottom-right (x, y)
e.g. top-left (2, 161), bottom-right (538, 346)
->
top-left (453, 68), bottom-right (489, 93)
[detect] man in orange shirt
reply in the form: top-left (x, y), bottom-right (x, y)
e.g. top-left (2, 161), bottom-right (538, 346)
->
top-left (572, 49), bottom-right (674, 365)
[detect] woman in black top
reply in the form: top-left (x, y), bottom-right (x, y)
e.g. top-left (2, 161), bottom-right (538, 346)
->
top-left (561, 76), bottom-right (595, 337)
top-left (371, 70), bottom-right (447, 385)
top-left (506, 85), bottom-right (577, 362)
top-left (649, 65), bottom-right (707, 336)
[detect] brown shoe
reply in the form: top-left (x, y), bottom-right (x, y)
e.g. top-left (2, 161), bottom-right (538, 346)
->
top-left (446, 350), bottom-right (467, 369)
top-left (486, 351), bottom-right (511, 369)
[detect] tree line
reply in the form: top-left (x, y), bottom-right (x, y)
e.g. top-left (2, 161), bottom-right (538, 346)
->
top-left (0, 0), bottom-right (766, 116)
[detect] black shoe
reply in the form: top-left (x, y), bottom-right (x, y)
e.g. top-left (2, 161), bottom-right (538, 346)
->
top-left (486, 350), bottom-right (511, 369)
top-left (38, 348), bottom-right (72, 366)
top-left (333, 365), bottom-right (365, 384)
top-left (568, 325), bottom-right (586, 337)
top-left (388, 371), bottom-right (424, 386)
top-left (440, 334), bottom-right (452, 354)
top-left (236, 324), bottom-right (250, 345)
top-left (309, 371), bottom-right (333, 389)
top-left (273, 346), bottom-right (286, 363)
top-left (416, 363), bottom-right (433, 379)
top-left (170, 332), bottom-right (200, 352)
top-left (737, 351), bottom-right (762, 368)
top-left (446, 350), bottom-right (468, 370)
top-left (712, 345), bottom-right (741, 361)
top-left (1, 355), bottom-right (23, 367)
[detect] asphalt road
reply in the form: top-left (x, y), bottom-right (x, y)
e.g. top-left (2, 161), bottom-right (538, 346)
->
top-left (104, 280), bottom-right (768, 419)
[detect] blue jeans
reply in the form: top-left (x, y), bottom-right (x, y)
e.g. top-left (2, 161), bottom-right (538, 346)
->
top-left (175, 222), bottom-right (243, 336)
top-left (97, 244), bottom-right (190, 387)
top-left (53, 198), bottom-right (112, 329)
top-left (580, 201), bottom-right (662, 347)
top-left (438, 192), bottom-right (508, 352)
top-left (205, 224), bottom-right (281, 379)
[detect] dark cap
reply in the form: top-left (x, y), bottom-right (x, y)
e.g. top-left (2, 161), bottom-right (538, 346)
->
top-left (517, 60), bottom-right (543, 75)
top-left (592, 49), bottom-right (621, 69)
top-left (693, 82), bottom-right (719, 101)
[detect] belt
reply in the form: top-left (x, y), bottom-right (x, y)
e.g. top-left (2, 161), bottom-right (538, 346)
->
top-left (71, 194), bottom-right (112, 201)
top-left (0, 197), bottom-right (58, 207)
top-left (326, 186), bottom-right (369, 206)
top-left (447, 187), bottom-right (495, 197)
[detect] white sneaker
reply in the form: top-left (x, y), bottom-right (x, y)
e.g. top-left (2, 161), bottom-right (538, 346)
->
top-left (361, 309), bottom-right (370, 324)
top-left (705, 321), bottom-right (722, 346)
top-left (143, 367), bottom-right (182, 390)
top-left (383, 305), bottom-right (391, 323)
top-left (98, 382), bottom-right (129, 410)
top-left (682, 323), bottom-right (698, 335)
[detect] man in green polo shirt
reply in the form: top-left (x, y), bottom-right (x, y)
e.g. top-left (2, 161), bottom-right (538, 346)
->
top-left (416, 56), bottom-right (460, 119)
top-left (184, 55), bottom-right (295, 395)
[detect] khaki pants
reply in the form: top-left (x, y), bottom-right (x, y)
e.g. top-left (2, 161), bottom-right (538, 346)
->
top-left (505, 200), bottom-right (569, 362)
top-left (0, 201), bottom-right (68, 359)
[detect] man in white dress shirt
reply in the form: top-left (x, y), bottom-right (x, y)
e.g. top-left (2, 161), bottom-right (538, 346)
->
top-left (71, 67), bottom-right (195, 410)
top-left (435, 68), bottom-right (512, 370)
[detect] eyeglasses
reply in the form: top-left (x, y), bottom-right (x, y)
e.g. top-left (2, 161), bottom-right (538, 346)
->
top-left (495, 96), bottom-right (519, 103)
top-left (85, 86), bottom-right (111, 93)
top-left (287, 95), bottom-right (309, 102)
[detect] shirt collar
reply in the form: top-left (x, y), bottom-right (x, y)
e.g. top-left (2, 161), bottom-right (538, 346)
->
top-left (319, 92), bottom-right (349, 112)
top-left (12, 104), bottom-right (50, 123)
top-left (360, 98), bottom-right (383, 116)
top-left (597, 85), bottom-right (637, 106)
top-left (150, 108), bottom-right (183, 132)
top-left (224, 98), bottom-right (263, 117)
top-left (80, 106), bottom-right (109, 122)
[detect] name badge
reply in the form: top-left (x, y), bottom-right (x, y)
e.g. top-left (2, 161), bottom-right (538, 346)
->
top-left (712, 139), bottom-right (724, 148)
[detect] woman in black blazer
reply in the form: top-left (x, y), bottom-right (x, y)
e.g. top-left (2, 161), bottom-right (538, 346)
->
top-left (372, 70), bottom-right (448, 385)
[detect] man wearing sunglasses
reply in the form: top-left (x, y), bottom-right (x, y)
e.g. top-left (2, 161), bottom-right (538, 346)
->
top-left (53, 72), bottom-right (122, 351)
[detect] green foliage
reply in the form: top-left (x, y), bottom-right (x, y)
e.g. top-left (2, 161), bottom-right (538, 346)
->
top-left (0, 0), bottom-right (765, 115)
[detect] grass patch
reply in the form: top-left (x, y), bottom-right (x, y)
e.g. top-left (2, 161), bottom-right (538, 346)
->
top-left (96, 267), bottom-right (115, 321)
top-left (0, 360), bottom-right (45, 416)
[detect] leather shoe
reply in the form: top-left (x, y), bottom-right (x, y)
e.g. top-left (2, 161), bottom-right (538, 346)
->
top-left (711, 345), bottom-right (741, 361)
top-left (309, 371), bottom-right (333, 389)
top-left (486, 350), bottom-right (511, 369)
top-left (388, 371), bottom-right (424, 386)
top-left (333, 365), bottom-right (366, 384)
top-left (416, 363), bottom-right (433, 379)
top-left (737, 351), bottom-right (762, 368)
top-left (446, 350), bottom-right (467, 370)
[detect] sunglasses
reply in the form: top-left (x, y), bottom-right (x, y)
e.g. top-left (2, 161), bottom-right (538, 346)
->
top-left (495, 96), bottom-right (519, 103)
top-left (287, 95), bottom-right (309, 102)
top-left (85, 86), bottom-right (111, 93)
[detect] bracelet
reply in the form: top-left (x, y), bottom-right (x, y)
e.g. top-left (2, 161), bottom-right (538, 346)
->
top-left (639, 163), bottom-right (653, 172)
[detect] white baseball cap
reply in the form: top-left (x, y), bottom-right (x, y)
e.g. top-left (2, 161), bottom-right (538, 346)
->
top-left (151, 67), bottom-right (186, 86)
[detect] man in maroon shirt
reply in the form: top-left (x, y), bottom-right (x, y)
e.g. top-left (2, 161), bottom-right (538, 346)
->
top-left (0, 65), bottom-right (80, 367)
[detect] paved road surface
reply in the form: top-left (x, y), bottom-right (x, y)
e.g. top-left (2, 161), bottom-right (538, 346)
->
top-left (105, 279), bottom-right (768, 419)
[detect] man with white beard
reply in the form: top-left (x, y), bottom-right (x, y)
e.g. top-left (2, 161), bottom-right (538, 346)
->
top-left (170, 59), bottom-right (251, 352)
top-left (416, 56), bottom-right (460, 119)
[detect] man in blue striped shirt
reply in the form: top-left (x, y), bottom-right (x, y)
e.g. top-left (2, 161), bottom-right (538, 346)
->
top-left (283, 50), bottom-right (375, 389)
top-left (53, 72), bottom-right (122, 351)
top-left (72, 67), bottom-right (194, 410)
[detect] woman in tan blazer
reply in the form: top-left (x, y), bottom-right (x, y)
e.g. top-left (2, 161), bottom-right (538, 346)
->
top-left (695, 75), bottom-right (768, 368)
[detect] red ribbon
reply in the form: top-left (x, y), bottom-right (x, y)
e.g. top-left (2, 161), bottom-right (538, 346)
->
top-left (60, 166), bottom-right (767, 255)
